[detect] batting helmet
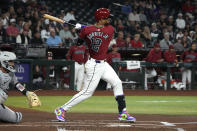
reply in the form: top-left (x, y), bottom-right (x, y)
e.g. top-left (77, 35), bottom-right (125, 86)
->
top-left (94, 8), bottom-right (110, 22)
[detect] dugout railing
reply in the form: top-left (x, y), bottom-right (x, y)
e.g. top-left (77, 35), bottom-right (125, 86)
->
top-left (15, 59), bottom-right (75, 90)
top-left (113, 61), bottom-right (197, 90)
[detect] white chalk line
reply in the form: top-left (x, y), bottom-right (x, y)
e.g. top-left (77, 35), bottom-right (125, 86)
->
top-left (0, 121), bottom-right (196, 129)
top-left (136, 100), bottom-right (197, 103)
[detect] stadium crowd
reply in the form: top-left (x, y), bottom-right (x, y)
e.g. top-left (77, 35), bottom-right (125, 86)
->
top-left (0, 0), bottom-right (196, 89)
top-left (0, 0), bottom-right (196, 53)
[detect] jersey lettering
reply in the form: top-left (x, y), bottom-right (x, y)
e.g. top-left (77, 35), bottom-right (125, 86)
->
top-left (91, 38), bottom-right (102, 52)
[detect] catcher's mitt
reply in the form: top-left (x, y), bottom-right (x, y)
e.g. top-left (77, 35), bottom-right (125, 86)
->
top-left (26, 91), bottom-right (41, 108)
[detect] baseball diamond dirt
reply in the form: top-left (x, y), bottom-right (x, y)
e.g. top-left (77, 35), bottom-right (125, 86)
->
top-left (0, 90), bottom-right (197, 131)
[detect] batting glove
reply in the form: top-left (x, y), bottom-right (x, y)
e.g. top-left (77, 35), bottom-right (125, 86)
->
top-left (75, 23), bottom-right (86, 30)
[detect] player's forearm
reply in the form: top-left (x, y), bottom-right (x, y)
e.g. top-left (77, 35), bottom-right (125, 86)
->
top-left (15, 83), bottom-right (28, 96)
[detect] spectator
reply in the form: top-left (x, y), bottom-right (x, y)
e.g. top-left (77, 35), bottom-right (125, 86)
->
top-left (41, 25), bottom-right (50, 42)
top-left (0, 21), bottom-right (7, 43)
top-left (70, 27), bottom-right (78, 42)
top-left (126, 20), bottom-right (137, 36)
top-left (182, 35), bottom-right (191, 49)
top-left (175, 13), bottom-right (186, 30)
top-left (16, 18), bottom-right (24, 32)
top-left (167, 16), bottom-right (174, 26)
top-left (141, 26), bottom-right (152, 48)
top-left (174, 38), bottom-right (184, 51)
top-left (16, 29), bottom-right (31, 47)
top-left (59, 24), bottom-right (74, 45)
top-left (150, 22), bottom-right (160, 43)
top-left (121, 1), bottom-right (132, 15)
top-left (1, 13), bottom-right (9, 29)
top-left (116, 31), bottom-right (126, 47)
top-left (181, 43), bottom-right (197, 90)
top-left (167, 25), bottom-right (175, 42)
top-left (130, 33), bottom-right (143, 48)
top-left (158, 27), bottom-right (168, 40)
top-left (144, 43), bottom-right (164, 90)
top-left (125, 34), bottom-right (131, 48)
top-left (128, 10), bottom-right (140, 22)
top-left (63, 10), bottom-right (76, 22)
top-left (182, 0), bottom-right (195, 13)
top-left (160, 32), bottom-right (172, 50)
top-left (31, 31), bottom-right (43, 45)
top-left (115, 19), bottom-right (125, 32)
top-left (46, 28), bottom-right (62, 46)
top-left (139, 9), bottom-right (148, 25)
top-left (21, 22), bottom-right (32, 39)
top-left (6, 18), bottom-right (19, 43)
top-left (176, 30), bottom-right (184, 40)
top-left (188, 31), bottom-right (196, 43)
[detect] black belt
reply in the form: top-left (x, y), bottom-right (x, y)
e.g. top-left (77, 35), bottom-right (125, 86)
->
top-left (76, 62), bottom-right (83, 65)
top-left (89, 57), bottom-right (106, 63)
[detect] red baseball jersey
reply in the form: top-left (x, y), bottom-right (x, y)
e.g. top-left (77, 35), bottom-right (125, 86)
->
top-left (116, 38), bottom-right (126, 47)
top-left (130, 40), bottom-right (143, 48)
top-left (107, 52), bottom-right (121, 65)
top-left (164, 50), bottom-right (177, 62)
top-left (181, 50), bottom-right (197, 62)
top-left (80, 25), bottom-right (114, 60)
top-left (145, 48), bottom-right (163, 62)
top-left (66, 45), bottom-right (86, 63)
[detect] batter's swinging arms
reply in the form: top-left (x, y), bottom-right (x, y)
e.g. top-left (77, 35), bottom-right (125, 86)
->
top-left (54, 8), bottom-right (136, 122)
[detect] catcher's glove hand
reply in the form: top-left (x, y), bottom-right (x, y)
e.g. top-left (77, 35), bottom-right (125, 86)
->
top-left (26, 91), bottom-right (41, 108)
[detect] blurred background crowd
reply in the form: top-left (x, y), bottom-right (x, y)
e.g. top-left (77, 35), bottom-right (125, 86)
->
top-left (0, 0), bottom-right (196, 59)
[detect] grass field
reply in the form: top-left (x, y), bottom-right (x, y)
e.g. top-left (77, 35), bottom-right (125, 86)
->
top-left (5, 96), bottom-right (197, 115)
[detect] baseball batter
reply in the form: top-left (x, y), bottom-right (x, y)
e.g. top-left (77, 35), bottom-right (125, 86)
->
top-left (66, 38), bottom-right (87, 91)
top-left (55, 8), bottom-right (136, 122)
top-left (0, 51), bottom-right (39, 123)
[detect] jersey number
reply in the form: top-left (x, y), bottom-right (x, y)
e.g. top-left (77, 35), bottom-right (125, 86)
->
top-left (91, 38), bottom-right (102, 52)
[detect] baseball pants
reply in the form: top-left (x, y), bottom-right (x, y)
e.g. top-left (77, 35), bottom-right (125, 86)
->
top-left (144, 68), bottom-right (157, 90)
top-left (74, 62), bottom-right (85, 91)
top-left (0, 104), bottom-right (22, 123)
top-left (61, 58), bottom-right (123, 111)
top-left (182, 68), bottom-right (191, 89)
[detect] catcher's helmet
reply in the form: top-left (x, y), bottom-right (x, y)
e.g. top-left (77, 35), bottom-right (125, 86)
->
top-left (94, 8), bottom-right (110, 22)
top-left (0, 51), bottom-right (17, 72)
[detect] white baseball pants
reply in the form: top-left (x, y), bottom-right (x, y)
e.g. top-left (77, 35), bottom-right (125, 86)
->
top-left (62, 58), bottom-right (123, 111)
top-left (144, 68), bottom-right (157, 90)
top-left (182, 68), bottom-right (191, 88)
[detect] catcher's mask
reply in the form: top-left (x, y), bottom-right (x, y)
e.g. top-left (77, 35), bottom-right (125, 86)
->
top-left (0, 51), bottom-right (17, 72)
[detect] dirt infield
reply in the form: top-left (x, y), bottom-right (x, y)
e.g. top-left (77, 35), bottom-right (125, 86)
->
top-left (1, 90), bottom-right (197, 131)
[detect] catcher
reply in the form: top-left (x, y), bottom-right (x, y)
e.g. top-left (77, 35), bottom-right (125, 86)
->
top-left (0, 51), bottom-right (41, 123)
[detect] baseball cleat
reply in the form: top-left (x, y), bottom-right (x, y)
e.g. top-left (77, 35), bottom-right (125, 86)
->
top-left (54, 107), bottom-right (66, 122)
top-left (118, 111), bottom-right (136, 122)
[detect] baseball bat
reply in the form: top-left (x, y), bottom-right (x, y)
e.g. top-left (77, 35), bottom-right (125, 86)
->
top-left (43, 14), bottom-right (76, 26)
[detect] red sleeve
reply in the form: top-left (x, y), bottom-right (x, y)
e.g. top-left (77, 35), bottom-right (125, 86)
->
top-left (181, 51), bottom-right (186, 61)
top-left (145, 50), bottom-right (153, 62)
top-left (138, 41), bottom-right (143, 48)
top-left (164, 51), bottom-right (170, 62)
